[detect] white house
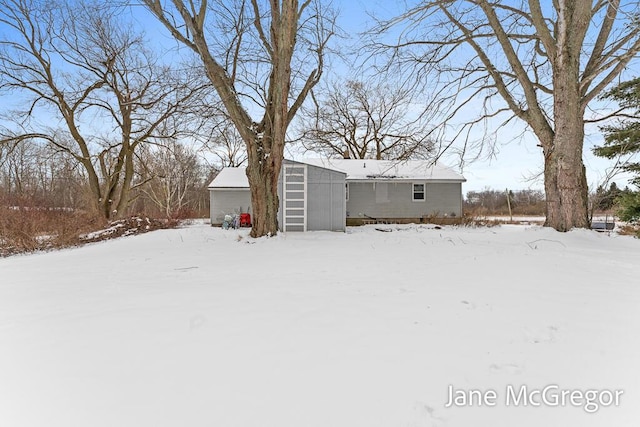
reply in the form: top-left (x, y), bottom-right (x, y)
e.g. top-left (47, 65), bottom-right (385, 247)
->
top-left (208, 158), bottom-right (466, 230)
top-left (303, 159), bottom-right (466, 225)
top-left (208, 160), bottom-right (346, 232)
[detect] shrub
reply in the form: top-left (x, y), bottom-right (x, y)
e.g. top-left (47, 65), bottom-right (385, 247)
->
top-left (0, 197), bottom-right (179, 256)
top-left (0, 202), bottom-right (105, 256)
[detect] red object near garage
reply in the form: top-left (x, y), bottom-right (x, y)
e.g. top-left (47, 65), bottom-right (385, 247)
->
top-left (239, 213), bottom-right (251, 227)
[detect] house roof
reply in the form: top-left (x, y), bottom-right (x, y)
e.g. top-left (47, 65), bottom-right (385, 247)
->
top-left (208, 167), bottom-right (249, 188)
top-left (302, 159), bottom-right (466, 182)
top-left (208, 159), bottom-right (347, 189)
top-left (208, 158), bottom-right (465, 189)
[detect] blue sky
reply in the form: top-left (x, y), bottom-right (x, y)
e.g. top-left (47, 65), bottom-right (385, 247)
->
top-left (1, 0), bottom-right (636, 194)
top-left (322, 0), bottom-right (639, 193)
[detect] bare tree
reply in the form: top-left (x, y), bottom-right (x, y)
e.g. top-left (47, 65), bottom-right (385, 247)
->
top-left (137, 140), bottom-right (205, 218)
top-left (465, 188), bottom-right (545, 215)
top-left (297, 79), bottom-right (435, 160)
top-left (196, 115), bottom-right (248, 168)
top-left (143, 0), bottom-right (337, 237)
top-left (0, 0), bottom-right (205, 219)
top-left (0, 138), bottom-right (86, 207)
top-left (371, 1), bottom-right (640, 231)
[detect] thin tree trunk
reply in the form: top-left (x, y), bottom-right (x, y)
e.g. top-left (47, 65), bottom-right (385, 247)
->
top-left (114, 149), bottom-right (135, 218)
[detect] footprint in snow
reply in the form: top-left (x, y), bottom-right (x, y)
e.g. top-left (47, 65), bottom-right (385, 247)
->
top-left (460, 300), bottom-right (476, 310)
top-left (406, 402), bottom-right (446, 427)
top-left (189, 314), bottom-right (207, 331)
top-left (524, 325), bottom-right (558, 344)
top-left (489, 363), bottom-right (524, 375)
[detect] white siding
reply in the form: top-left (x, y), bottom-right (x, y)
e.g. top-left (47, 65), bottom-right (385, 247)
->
top-left (306, 166), bottom-right (346, 231)
top-left (277, 160), bottom-right (346, 232)
top-left (346, 182), bottom-right (462, 220)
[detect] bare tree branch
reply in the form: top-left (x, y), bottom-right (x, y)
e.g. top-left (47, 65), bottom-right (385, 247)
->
top-left (366, 0), bottom-right (640, 231)
top-left (0, 0), bottom-right (205, 218)
top-left (142, 0), bottom-right (337, 236)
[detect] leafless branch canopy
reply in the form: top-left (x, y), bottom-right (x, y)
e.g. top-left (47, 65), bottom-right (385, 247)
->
top-left (142, 0), bottom-right (337, 153)
top-left (295, 79), bottom-right (436, 160)
top-left (366, 0), bottom-right (640, 159)
top-left (0, 0), bottom-right (207, 218)
top-left (142, 0), bottom-right (338, 236)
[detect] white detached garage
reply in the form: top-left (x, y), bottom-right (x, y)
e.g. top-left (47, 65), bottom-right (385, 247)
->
top-left (208, 160), bottom-right (346, 232)
top-left (207, 167), bottom-right (252, 226)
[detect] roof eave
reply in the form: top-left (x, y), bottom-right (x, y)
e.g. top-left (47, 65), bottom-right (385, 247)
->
top-left (208, 186), bottom-right (250, 190)
top-left (346, 178), bottom-right (466, 183)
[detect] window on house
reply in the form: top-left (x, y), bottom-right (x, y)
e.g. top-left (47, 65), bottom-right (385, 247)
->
top-left (413, 183), bottom-right (425, 201)
top-left (345, 183), bottom-right (349, 201)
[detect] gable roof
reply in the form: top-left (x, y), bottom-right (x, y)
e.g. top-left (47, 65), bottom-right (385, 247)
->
top-left (207, 159), bottom-right (345, 189)
top-left (208, 158), bottom-right (464, 189)
top-left (302, 159), bottom-right (466, 182)
top-left (208, 167), bottom-right (249, 188)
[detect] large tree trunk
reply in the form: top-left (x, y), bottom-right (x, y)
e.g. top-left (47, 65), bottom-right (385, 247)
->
top-left (142, 0), bottom-right (330, 236)
top-left (242, 1), bottom-right (295, 237)
top-left (246, 154), bottom-right (281, 237)
top-left (543, 131), bottom-right (590, 231)
top-left (245, 116), bottom-right (286, 237)
top-left (542, 2), bottom-right (591, 231)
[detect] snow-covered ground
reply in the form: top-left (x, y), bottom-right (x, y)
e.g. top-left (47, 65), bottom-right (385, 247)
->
top-left (1, 222), bottom-right (639, 427)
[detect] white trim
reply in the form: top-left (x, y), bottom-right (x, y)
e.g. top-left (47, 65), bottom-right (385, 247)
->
top-left (303, 164), bottom-right (307, 231)
top-left (412, 182), bottom-right (426, 202)
top-left (283, 164), bottom-right (307, 232)
top-left (301, 158), bottom-right (466, 182)
top-left (345, 178), bottom-right (463, 184)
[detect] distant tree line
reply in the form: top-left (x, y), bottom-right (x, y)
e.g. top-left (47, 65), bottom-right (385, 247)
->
top-left (0, 138), bottom-right (213, 218)
top-left (0, 0), bottom-right (241, 220)
top-left (591, 183), bottom-right (631, 212)
top-left (464, 189), bottom-right (545, 216)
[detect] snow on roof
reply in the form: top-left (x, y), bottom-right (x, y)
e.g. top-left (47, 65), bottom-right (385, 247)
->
top-left (302, 159), bottom-right (466, 182)
top-left (208, 167), bottom-right (249, 188)
top-left (208, 159), bottom-right (465, 188)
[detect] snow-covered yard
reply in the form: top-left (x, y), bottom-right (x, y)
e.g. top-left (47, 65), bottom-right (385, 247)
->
top-left (1, 222), bottom-right (639, 427)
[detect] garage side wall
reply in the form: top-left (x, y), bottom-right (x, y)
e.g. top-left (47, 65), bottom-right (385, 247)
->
top-left (277, 160), bottom-right (346, 232)
top-left (306, 166), bottom-right (346, 232)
